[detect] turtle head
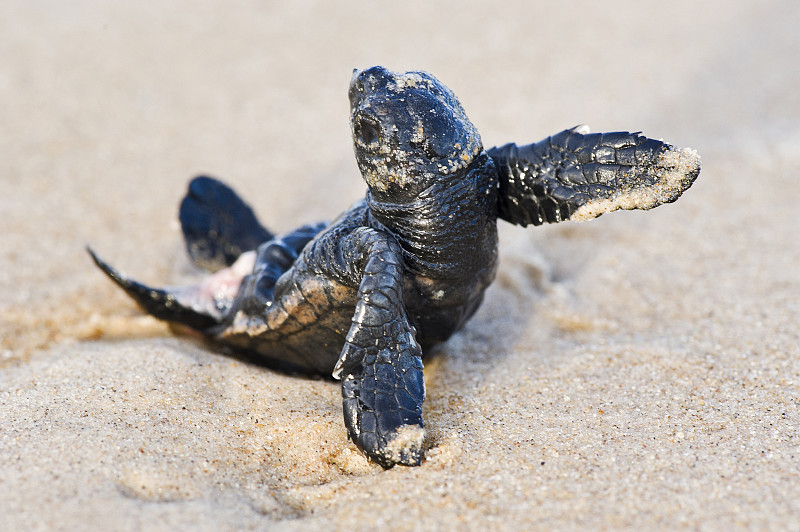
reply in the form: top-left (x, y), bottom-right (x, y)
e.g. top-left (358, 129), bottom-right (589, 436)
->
top-left (348, 66), bottom-right (482, 202)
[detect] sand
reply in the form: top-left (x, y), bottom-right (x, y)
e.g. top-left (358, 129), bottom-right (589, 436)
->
top-left (2, 1), bottom-right (799, 530)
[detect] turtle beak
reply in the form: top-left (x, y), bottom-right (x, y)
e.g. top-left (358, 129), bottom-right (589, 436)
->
top-left (349, 68), bottom-right (365, 107)
top-left (349, 66), bottom-right (395, 107)
top-left (350, 67), bottom-right (362, 85)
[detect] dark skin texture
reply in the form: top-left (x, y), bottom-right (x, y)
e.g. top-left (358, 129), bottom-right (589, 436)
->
top-left (90, 66), bottom-right (700, 468)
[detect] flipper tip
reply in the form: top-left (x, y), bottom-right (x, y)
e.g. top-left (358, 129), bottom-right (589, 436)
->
top-left (85, 247), bottom-right (220, 332)
top-left (569, 144), bottom-right (701, 222)
top-left (87, 246), bottom-right (129, 288)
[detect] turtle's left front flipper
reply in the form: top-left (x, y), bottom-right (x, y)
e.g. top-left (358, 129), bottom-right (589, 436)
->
top-left (487, 126), bottom-right (700, 226)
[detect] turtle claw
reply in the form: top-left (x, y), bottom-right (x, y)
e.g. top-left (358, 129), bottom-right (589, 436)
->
top-left (87, 247), bottom-right (222, 332)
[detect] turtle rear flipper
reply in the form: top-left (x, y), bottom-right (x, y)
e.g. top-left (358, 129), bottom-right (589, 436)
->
top-left (179, 176), bottom-right (273, 272)
top-left (87, 247), bottom-right (249, 333)
top-left (487, 126), bottom-right (701, 226)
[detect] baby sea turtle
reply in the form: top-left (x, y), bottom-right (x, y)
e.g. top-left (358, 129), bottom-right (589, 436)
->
top-left (89, 66), bottom-right (700, 468)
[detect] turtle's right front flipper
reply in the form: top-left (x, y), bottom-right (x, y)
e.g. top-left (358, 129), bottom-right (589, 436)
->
top-left (328, 228), bottom-right (426, 468)
top-left (487, 126), bottom-right (701, 226)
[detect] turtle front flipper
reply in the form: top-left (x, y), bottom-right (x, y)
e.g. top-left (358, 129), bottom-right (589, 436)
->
top-left (87, 247), bottom-right (251, 333)
top-left (331, 229), bottom-right (426, 468)
top-left (487, 126), bottom-right (701, 226)
top-left (179, 176), bottom-right (274, 272)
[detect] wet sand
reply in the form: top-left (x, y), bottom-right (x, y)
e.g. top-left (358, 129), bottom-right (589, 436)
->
top-left (2, 1), bottom-right (799, 529)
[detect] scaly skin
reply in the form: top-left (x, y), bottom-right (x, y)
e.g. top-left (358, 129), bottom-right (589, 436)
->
top-left (89, 66), bottom-right (700, 468)
top-left (488, 126), bottom-right (700, 226)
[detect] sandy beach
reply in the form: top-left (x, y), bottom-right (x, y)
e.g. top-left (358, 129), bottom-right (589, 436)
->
top-left (2, 1), bottom-right (799, 529)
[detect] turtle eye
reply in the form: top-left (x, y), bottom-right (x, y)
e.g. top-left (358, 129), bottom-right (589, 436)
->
top-left (355, 117), bottom-right (381, 147)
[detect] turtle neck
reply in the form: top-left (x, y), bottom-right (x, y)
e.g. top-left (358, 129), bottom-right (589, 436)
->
top-left (366, 153), bottom-right (499, 281)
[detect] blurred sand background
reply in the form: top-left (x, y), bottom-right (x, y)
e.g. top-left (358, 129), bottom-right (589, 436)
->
top-left (2, 0), bottom-right (799, 530)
